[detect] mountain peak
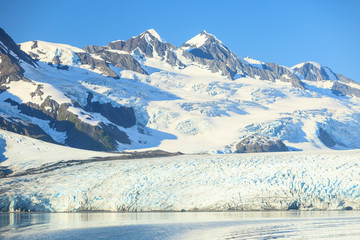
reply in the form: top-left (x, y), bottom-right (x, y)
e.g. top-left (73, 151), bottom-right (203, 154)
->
top-left (182, 30), bottom-right (222, 49)
top-left (141, 29), bottom-right (162, 42)
top-left (291, 61), bottom-right (339, 81)
top-left (200, 30), bottom-right (216, 38)
top-left (292, 61), bottom-right (322, 70)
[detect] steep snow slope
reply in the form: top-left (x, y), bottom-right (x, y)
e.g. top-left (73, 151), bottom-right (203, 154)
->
top-left (182, 30), bottom-right (224, 50)
top-left (21, 40), bottom-right (86, 66)
top-left (0, 129), bottom-right (117, 172)
top-left (1, 149), bottom-right (359, 212)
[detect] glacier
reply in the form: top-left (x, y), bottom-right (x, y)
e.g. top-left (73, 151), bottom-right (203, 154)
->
top-left (0, 141), bottom-right (359, 212)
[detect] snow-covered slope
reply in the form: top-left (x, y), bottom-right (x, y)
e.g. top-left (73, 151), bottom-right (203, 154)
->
top-left (0, 129), bottom-right (117, 172)
top-left (21, 40), bottom-right (86, 66)
top-left (182, 30), bottom-right (224, 50)
top-left (243, 57), bottom-right (265, 69)
top-left (1, 27), bottom-right (360, 154)
top-left (20, 40), bottom-right (120, 78)
top-left (1, 149), bottom-right (359, 212)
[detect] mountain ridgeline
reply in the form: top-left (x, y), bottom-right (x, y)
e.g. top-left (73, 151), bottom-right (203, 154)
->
top-left (0, 27), bottom-right (359, 153)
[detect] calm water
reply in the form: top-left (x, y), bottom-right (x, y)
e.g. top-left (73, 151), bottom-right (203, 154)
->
top-left (0, 211), bottom-right (359, 239)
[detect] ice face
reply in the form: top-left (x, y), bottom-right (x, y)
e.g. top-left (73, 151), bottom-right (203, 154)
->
top-left (1, 151), bottom-right (359, 212)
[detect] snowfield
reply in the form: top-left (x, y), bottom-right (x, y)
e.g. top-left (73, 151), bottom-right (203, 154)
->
top-left (0, 130), bottom-right (118, 172)
top-left (14, 36), bottom-right (360, 153)
top-left (1, 134), bottom-right (359, 212)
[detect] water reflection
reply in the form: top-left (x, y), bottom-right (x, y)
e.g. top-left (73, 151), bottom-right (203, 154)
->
top-left (0, 211), bottom-right (359, 239)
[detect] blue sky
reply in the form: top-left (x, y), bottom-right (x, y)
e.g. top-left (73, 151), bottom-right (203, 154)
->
top-left (1, 0), bottom-right (359, 81)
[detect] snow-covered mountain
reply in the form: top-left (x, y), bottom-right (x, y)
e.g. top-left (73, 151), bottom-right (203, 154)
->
top-left (1, 27), bottom-right (360, 154)
top-left (292, 61), bottom-right (339, 81)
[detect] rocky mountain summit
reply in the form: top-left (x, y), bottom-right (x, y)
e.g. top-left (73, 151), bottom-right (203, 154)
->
top-left (0, 27), bottom-right (359, 153)
top-left (179, 31), bottom-right (306, 89)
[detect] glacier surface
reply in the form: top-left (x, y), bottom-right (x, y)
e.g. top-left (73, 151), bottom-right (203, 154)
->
top-left (1, 147), bottom-right (359, 212)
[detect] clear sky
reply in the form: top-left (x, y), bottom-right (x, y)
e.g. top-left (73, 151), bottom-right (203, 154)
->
top-left (1, 0), bottom-right (359, 81)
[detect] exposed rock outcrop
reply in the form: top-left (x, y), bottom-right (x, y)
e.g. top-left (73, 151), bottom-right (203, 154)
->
top-left (0, 115), bottom-right (56, 143)
top-left (107, 29), bottom-right (185, 68)
top-left (91, 50), bottom-right (147, 75)
top-left (0, 28), bottom-right (36, 67)
top-left (332, 81), bottom-right (360, 98)
top-left (336, 73), bottom-right (357, 84)
top-left (0, 53), bottom-right (25, 86)
top-left (291, 62), bottom-right (338, 81)
top-left (0, 28), bottom-right (35, 87)
top-left (85, 92), bottom-right (136, 128)
top-left (82, 45), bottom-right (107, 53)
top-left (235, 135), bottom-right (288, 153)
top-left (76, 52), bottom-right (119, 79)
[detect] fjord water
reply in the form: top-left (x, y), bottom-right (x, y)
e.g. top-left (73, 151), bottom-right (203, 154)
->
top-left (1, 211), bottom-right (359, 239)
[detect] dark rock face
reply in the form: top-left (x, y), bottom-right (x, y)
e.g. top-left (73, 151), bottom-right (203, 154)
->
top-left (0, 53), bottom-right (25, 86)
top-left (0, 115), bottom-right (56, 143)
top-left (85, 92), bottom-right (136, 128)
top-left (92, 50), bottom-right (147, 75)
top-left (82, 45), bottom-right (107, 53)
top-left (82, 44), bottom-right (149, 75)
top-left (318, 127), bottom-right (336, 148)
top-left (107, 40), bottom-right (126, 51)
top-left (332, 82), bottom-right (360, 98)
top-left (182, 31), bottom-right (237, 64)
top-left (55, 104), bottom-right (130, 151)
top-left (292, 63), bottom-right (338, 81)
top-left (0, 28), bottom-right (36, 67)
top-left (263, 63), bottom-right (306, 89)
top-left (75, 52), bottom-right (119, 79)
top-left (235, 135), bottom-right (288, 153)
top-left (181, 31), bottom-right (245, 79)
top-left (0, 31), bottom-right (32, 92)
top-left (108, 30), bottom-right (159, 58)
top-left (336, 73), bottom-right (357, 84)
